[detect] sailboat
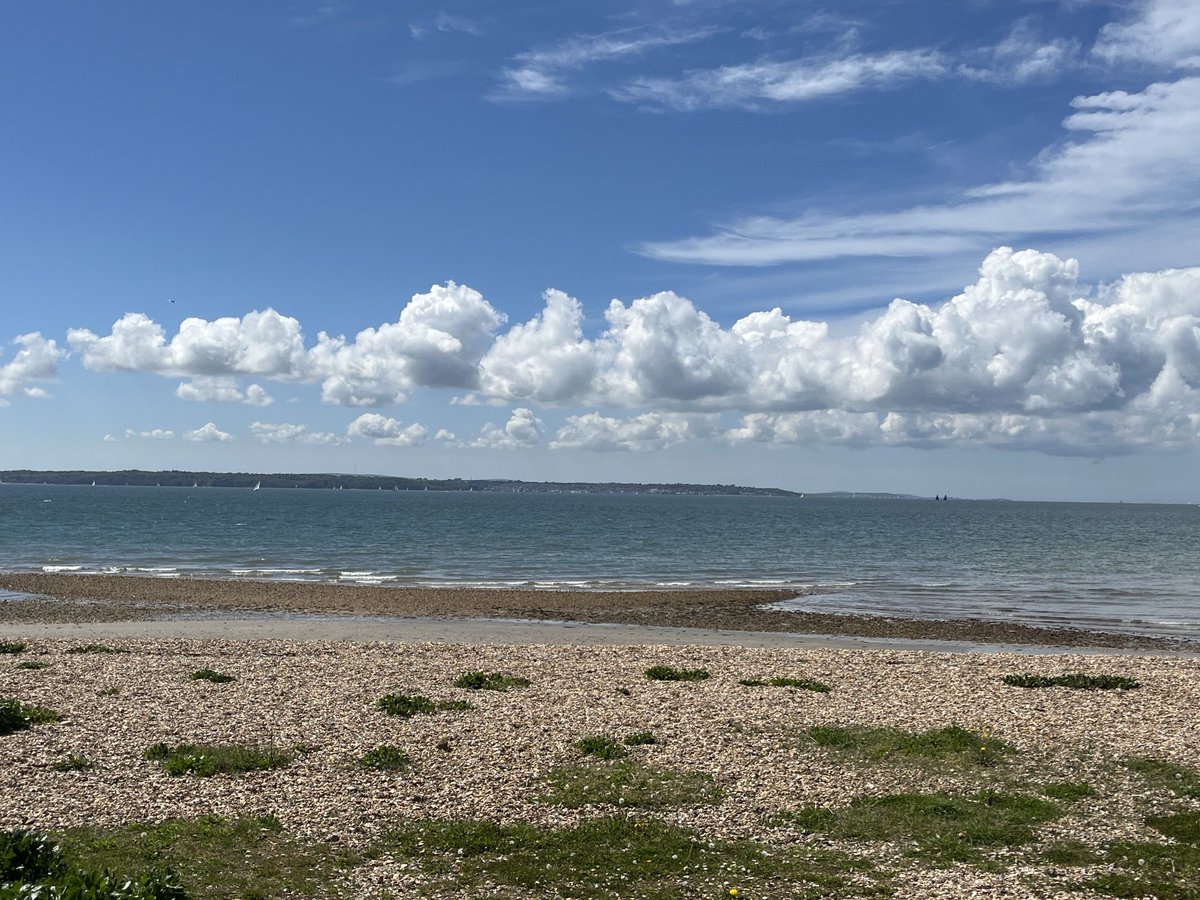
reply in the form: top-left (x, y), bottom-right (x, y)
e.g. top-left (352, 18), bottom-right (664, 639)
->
top-left (91, 480), bottom-right (96, 487)
top-left (252, 481), bottom-right (261, 491)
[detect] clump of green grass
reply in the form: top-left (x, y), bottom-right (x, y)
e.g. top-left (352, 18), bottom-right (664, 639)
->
top-left (16, 660), bottom-right (49, 670)
top-left (1040, 781), bottom-right (1096, 801)
top-left (1002, 673), bottom-right (1141, 690)
top-left (59, 815), bottom-right (355, 900)
top-left (144, 743), bottom-right (294, 777)
top-left (742, 676), bottom-right (831, 692)
top-left (0, 641), bottom-right (26, 654)
top-left (66, 644), bottom-right (129, 654)
top-left (575, 735), bottom-right (629, 760)
top-left (358, 745), bottom-right (410, 773)
top-left (377, 694), bottom-right (469, 717)
top-left (1085, 837), bottom-right (1200, 898)
top-left (1146, 810), bottom-right (1200, 844)
top-left (381, 815), bottom-right (886, 898)
top-left (1, 828), bottom-right (186, 899)
top-left (623, 731), bottom-right (657, 746)
top-left (189, 668), bottom-right (235, 684)
top-left (1124, 756), bottom-right (1200, 799)
top-left (0, 697), bottom-right (62, 736)
top-left (644, 665), bottom-right (710, 682)
top-left (791, 791), bottom-right (1063, 869)
top-left (453, 671), bottom-right (531, 691)
top-left (542, 760), bottom-right (722, 809)
top-left (51, 754), bottom-right (94, 773)
top-left (807, 724), bottom-right (1014, 767)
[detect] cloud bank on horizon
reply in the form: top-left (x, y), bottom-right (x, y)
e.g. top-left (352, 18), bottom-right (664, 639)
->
top-left (7, 246), bottom-right (1200, 458)
top-left (2, 0), bottom-right (1199, 489)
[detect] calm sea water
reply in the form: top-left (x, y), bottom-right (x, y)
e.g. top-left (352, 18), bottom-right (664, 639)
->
top-left (1, 484), bottom-right (1197, 639)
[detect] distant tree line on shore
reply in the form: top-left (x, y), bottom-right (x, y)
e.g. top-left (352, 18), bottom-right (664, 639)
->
top-left (0, 469), bottom-right (807, 497)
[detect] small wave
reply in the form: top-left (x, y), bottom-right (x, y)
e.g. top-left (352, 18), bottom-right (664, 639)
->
top-left (42, 565), bottom-right (84, 572)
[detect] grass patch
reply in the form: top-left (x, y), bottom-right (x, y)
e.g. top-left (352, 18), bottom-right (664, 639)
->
top-left (0, 828), bottom-right (185, 899)
top-left (452, 671), bottom-right (531, 691)
top-left (57, 815), bottom-right (355, 900)
top-left (1146, 810), bottom-right (1200, 844)
top-left (1125, 757), bottom-right (1200, 799)
top-left (0, 697), bottom-right (62, 736)
top-left (358, 745), bottom-right (410, 773)
top-left (0, 641), bottom-right (25, 654)
top-left (542, 760), bottom-right (722, 810)
top-left (807, 724), bottom-right (1014, 767)
top-left (796, 790), bottom-right (1063, 869)
top-left (741, 676), bottom-right (831, 691)
top-left (189, 668), bottom-right (235, 684)
top-left (623, 731), bottom-right (658, 746)
top-left (575, 735), bottom-right (629, 760)
top-left (144, 742), bottom-right (294, 777)
top-left (50, 754), bottom-right (94, 773)
top-left (380, 814), bottom-right (886, 898)
top-left (1002, 673), bottom-right (1141, 690)
top-left (16, 660), bottom-right (49, 670)
top-left (1086, 838), bottom-right (1200, 898)
top-left (1041, 840), bottom-right (1104, 867)
top-left (1041, 781), bottom-right (1096, 801)
top-left (644, 665), bottom-right (710, 682)
top-left (377, 694), bottom-right (469, 717)
top-left (66, 644), bottom-right (129, 654)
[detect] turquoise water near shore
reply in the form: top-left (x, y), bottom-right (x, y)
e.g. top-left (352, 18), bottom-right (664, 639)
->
top-left (1, 484), bottom-right (1197, 639)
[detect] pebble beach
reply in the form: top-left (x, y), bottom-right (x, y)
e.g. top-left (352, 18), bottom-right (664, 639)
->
top-left (3, 575), bottom-right (1199, 898)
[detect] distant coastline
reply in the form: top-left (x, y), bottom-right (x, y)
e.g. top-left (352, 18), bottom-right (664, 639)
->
top-left (0, 469), bottom-right (919, 499)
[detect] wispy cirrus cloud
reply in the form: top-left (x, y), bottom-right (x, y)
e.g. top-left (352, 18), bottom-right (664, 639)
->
top-left (613, 48), bottom-right (948, 110)
top-left (493, 26), bottom-right (717, 101)
top-left (637, 76), bottom-right (1200, 265)
top-left (1092, 0), bottom-right (1200, 68)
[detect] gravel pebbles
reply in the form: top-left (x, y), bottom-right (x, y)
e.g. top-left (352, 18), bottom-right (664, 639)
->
top-left (2, 636), bottom-right (1198, 897)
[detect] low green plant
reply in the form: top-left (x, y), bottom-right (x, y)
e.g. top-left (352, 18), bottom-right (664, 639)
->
top-left (623, 731), bottom-right (657, 746)
top-left (1124, 756), bottom-right (1200, 799)
top-left (16, 660), bottom-right (49, 670)
top-left (66, 644), bottom-right (129, 655)
top-left (1002, 673), bottom-right (1141, 690)
top-left (575, 735), bottom-right (629, 760)
top-left (1146, 810), bottom-right (1200, 844)
top-left (807, 724), bottom-right (1014, 767)
top-left (644, 665), bottom-right (710, 682)
top-left (376, 694), bottom-right (470, 717)
top-left (542, 760), bottom-right (722, 809)
top-left (377, 694), bottom-right (435, 717)
top-left (1040, 781), bottom-right (1096, 801)
top-left (453, 671), bottom-right (531, 691)
top-left (358, 745), bottom-right (410, 772)
top-left (1086, 838), bottom-right (1200, 898)
top-left (189, 669), bottom-right (235, 684)
top-left (59, 815), bottom-right (355, 900)
top-left (380, 815), bottom-right (886, 898)
top-left (0, 697), bottom-right (62, 736)
top-left (51, 754), bottom-right (94, 773)
top-left (744, 676), bottom-right (831, 692)
top-left (0, 641), bottom-right (25, 654)
top-left (144, 743), bottom-right (294, 778)
top-left (739, 678), bottom-right (767, 687)
top-left (0, 828), bottom-right (186, 900)
top-left (794, 790), bottom-right (1063, 869)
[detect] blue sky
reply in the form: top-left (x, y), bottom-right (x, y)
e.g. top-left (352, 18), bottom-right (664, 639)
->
top-left (2, 0), bottom-right (1199, 501)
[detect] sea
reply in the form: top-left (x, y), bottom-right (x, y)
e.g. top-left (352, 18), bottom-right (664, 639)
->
top-left (1, 483), bottom-right (1197, 641)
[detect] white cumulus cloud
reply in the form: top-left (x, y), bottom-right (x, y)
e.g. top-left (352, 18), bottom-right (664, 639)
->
top-left (551, 412), bottom-right (719, 451)
top-left (469, 408), bottom-right (544, 448)
top-left (176, 376), bottom-right (274, 406)
top-left (250, 422), bottom-right (346, 445)
top-left (0, 333), bottom-right (63, 400)
top-left (347, 413), bottom-right (429, 447)
top-left (1093, 0), bottom-right (1200, 69)
top-left (184, 422), bottom-right (233, 442)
